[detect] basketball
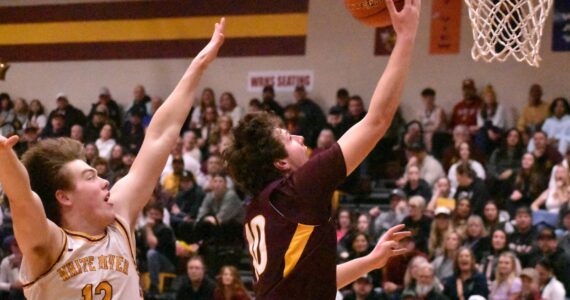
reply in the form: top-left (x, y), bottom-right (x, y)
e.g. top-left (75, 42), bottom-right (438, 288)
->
top-left (344, 0), bottom-right (405, 28)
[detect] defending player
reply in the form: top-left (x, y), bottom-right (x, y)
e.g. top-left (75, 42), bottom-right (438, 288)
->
top-left (223, 0), bottom-right (421, 299)
top-left (0, 19), bottom-right (225, 299)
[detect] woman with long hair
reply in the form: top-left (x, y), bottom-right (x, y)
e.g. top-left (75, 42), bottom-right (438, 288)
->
top-left (427, 177), bottom-right (454, 213)
top-left (428, 207), bottom-right (452, 258)
top-left (482, 201), bottom-right (514, 235)
top-left (508, 153), bottom-right (546, 216)
top-left (464, 215), bottom-right (490, 263)
top-left (489, 252), bottom-right (522, 300)
top-left (432, 231), bottom-right (463, 282)
top-left (480, 229), bottom-right (510, 283)
top-left (28, 99), bottom-right (47, 131)
top-left (190, 87), bottom-right (216, 128)
top-left (541, 97), bottom-right (570, 148)
top-left (0, 94), bottom-right (15, 137)
top-left (488, 128), bottom-right (525, 199)
top-left (531, 165), bottom-right (570, 214)
top-left (443, 247), bottom-right (489, 300)
top-left (213, 265), bottom-right (251, 300)
top-left (336, 208), bottom-right (354, 246)
top-left (476, 85), bottom-right (507, 155)
top-left (448, 142), bottom-right (486, 195)
top-left (218, 92), bottom-right (244, 126)
top-left (13, 98), bottom-right (29, 134)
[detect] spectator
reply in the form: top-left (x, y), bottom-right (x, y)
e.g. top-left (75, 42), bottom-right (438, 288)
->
top-left (248, 98), bottom-right (263, 114)
top-left (531, 165), bottom-right (570, 214)
top-left (528, 130), bottom-right (562, 175)
top-left (488, 128), bottom-right (525, 199)
top-left (515, 268), bottom-right (541, 300)
top-left (383, 236), bottom-right (427, 297)
top-left (126, 84), bottom-right (151, 118)
top-left (331, 88), bottom-right (350, 115)
top-left (403, 255), bottom-right (429, 289)
top-left (196, 173), bottom-right (244, 242)
top-left (171, 171), bottom-right (205, 243)
top-left (27, 99), bottom-right (47, 131)
top-left (293, 85), bottom-right (326, 148)
top-left (143, 96), bottom-right (163, 128)
top-left (508, 153), bottom-right (546, 216)
top-left (12, 98), bottom-right (28, 135)
top-left (213, 265), bottom-right (250, 300)
top-left (312, 128), bottom-right (336, 157)
top-left (417, 87), bottom-right (447, 152)
top-left (427, 177), bottom-right (454, 213)
top-left (433, 231), bottom-right (463, 282)
top-left (401, 262), bottom-right (447, 300)
top-left (182, 130), bottom-right (202, 163)
top-left (46, 93), bottom-right (86, 133)
top-left (336, 208), bottom-right (355, 246)
top-left (199, 154), bottom-right (233, 191)
top-left (200, 106), bottom-right (219, 147)
top-left (210, 116), bottom-right (233, 151)
top-left (453, 162), bottom-right (490, 216)
top-left (356, 213), bottom-right (372, 237)
top-left (482, 201), bottom-right (514, 235)
top-left (517, 84), bottom-right (549, 134)
top-left (428, 207), bottom-right (452, 258)
top-left (402, 164), bottom-right (433, 202)
top-left (441, 124), bottom-right (485, 171)
top-left (448, 142), bottom-right (486, 195)
top-left (261, 85), bottom-right (284, 118)
top-left (489, 252), bottom-right (522, 300)
top-left (84, 110), bottom-right (108, 143)
top-left (88, 87), bottom-right (122, 126)
top-left (344, 274), bottom-right (382, 300)
top-left (0, 236), bottom-right (24, 300)
top-left (403, 196), bottom-right (432, 254)
top-left (558, 208), bottom-right (570, 256)
top-left (450, 78), bottom-right (481, 132)
top-left (443, 247), bottom-right (489, 300)
top-left (13, 127), bottom-right (39, 158)
top-left (84, 143), bottom-right (99, 165)
top-left (509, 207), bottom-right (538, 267)
top-left (69, 124), bottom-right (84, 143)
top-left (121, 109), bottom-right (145, 154)
top-left (218, 92), bottom-right (244, 127)
top-left (406, 142), bottom-right (446, 186)
top-left (40, 112), bottom-right (68, 139)
top-left (531, 226), bottom-right (570, 293)
top-left (452, 198), bottom-right (472, 238)
top-left (369, 188), bottom-right (407, 239)
top-left (95, 123), bottom-right (117, 160)
top-left (481, 229), bottom-right (511, 283)
top-left (475, 85), bottom-right (506, 155)
top-left (338, 95), bottom-right (367, 137)
top-left (463, 215), bottom-right (490, 263)
top-left (162, 156), bottom-right (186, 196)
top-left (540, 97), bottom-right (570, 149)
top-left (535, 258), bottom-right (566, 300)
top-left (190, 88), bottom-right (216, 129)
top-left (144, 203), bottom-right (177, 295)
top-left (175, 256), bottom-right (215, 300)
top-left (92, 157), bottom-right (113, 183)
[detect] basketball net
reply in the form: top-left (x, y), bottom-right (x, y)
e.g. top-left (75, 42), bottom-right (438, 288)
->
top-left (464, 0), bottom-right (553, 67)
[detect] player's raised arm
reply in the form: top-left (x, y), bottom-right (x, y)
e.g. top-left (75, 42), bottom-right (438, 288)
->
top-left (111, 18), bottom-right (226, 226)
top-left (338, 0), bottom-right (421, 175)
top-left (0, 135), bottom-right (63, 277)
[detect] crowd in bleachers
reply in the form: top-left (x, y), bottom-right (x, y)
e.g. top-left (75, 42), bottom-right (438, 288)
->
top-left (0, 78), bottom-right (570, 300)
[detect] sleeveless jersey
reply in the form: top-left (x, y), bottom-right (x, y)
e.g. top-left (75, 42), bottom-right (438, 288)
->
top-left (20, 216), bottom-right (142, 300)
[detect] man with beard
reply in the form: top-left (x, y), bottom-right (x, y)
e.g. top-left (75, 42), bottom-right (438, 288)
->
top-left (401, 262), bottom-right (448, 300)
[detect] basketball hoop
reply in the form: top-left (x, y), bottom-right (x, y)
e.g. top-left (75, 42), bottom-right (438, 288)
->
top-left (464, 0), bottom-right (553, 67)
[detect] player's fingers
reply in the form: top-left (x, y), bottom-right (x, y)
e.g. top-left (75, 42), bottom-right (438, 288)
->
top-left (391, 248), bottom-right (410, 256)
top-left (383, 224), bottom-right (406, 237)
top-left (391, 231), bottom-right (412, 241)
top-left (385, 0), bottom-right (398, 16)
top-left (7, 135), bottom-right (19, 147)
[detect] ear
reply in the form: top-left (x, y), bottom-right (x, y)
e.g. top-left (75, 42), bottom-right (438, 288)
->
top-left (55, 190), bottom-right (73, 207)
top-left (273, 159), bottom-right (290, 173)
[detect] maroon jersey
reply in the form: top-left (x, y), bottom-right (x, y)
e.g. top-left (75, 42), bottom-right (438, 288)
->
top-left (244, 143), bottom-right (346, 300)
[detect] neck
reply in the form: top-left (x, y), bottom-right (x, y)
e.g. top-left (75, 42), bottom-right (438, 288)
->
top-left (460, 270), bottom-right (472, 279)
top-left (191, 278), bottom-right (203, 289)
top-left (61, 215), bottom-right (107, 236)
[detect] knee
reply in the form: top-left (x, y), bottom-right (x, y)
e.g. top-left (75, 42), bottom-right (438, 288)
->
top-left (146, 249), bottom-right (159, 260)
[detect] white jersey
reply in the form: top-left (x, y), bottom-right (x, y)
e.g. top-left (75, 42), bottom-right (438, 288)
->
top-left (20, 216), bottom-right (142, 300)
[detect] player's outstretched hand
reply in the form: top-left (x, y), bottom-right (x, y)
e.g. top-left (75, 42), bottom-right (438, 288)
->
top-left (386, 0), bottom-right (421, 38)
top-left (0, 134), bottom-right (18, 152)
top-left (367, 224), bottom-right (411, 269)
top-left (194, 18), bottom-right (226, 68)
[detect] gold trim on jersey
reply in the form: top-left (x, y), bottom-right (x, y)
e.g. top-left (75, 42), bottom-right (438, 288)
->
top-left (63, 228), bottom-right (108, 242)
top-left (22, 228), bottom-right (68, 288)
top-left (114, 217), bottom-right (137, 266)
top-left (283, 223), bottom-right (314, 277)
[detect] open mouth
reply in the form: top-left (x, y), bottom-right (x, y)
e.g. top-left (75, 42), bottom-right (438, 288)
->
top-left (104, 193), bottom-right (111, 202)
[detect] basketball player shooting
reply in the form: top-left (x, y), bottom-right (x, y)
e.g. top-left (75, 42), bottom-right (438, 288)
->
top-left (0, 19), bottom-right (225, 299)
top-left (224, 0), bottom-right (421, 299)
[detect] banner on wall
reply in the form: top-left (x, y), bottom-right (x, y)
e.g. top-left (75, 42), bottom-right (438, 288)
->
top-left (429, 0), bottom-right (462, 54)
top-left (0, 0), bottom-right (309, 61)
top-left (553, 0), bottom-right (570, 51)
top-left (247, 70), bottom-right (314, 93)
top-left (375, 27), bottom-right (397, 56)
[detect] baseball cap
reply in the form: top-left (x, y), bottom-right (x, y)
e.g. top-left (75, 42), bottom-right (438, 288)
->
top-left (329, 106), bottom-right (343, 115)
top-left (520, 268), bottom-right (538, 281)
top-left (99, 87), bottom-right (111, 96)
top-left (538, 226), bottom-right (556, 240)
top-left (462, 78), bottom-right (475, 89)
top-left (56, 92), bottom-right (67, 100)
top-left (435, 207), bottom-right (451, 217)
top-left (294, 85), bottom-right (306, 92)
top-left (389, 188), bottom-right (407, 200)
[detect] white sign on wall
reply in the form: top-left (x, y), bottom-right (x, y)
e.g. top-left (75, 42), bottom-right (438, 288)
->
top-left (247, 70), bottom-right (314, 93)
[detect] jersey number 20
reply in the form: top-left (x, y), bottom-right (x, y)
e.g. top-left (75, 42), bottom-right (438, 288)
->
top-left (245, 215), bottom-right (267, 279)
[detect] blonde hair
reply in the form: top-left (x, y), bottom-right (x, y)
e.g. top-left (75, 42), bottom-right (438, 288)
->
top-left (409, 195), bottom-right (426, 210)
top-left (403, 256), bottom-right (429, 286)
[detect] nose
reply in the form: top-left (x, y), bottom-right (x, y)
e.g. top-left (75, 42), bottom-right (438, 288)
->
top-left (293, 135), bottom-right (305, 145)
top-left (101, 177), bottom-right (110, 189)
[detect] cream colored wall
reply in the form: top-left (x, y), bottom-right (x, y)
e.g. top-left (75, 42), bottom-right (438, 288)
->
top-left (1, 0), bottom-right (569, 124)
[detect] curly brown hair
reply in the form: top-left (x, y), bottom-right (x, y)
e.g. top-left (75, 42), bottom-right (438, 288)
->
top-left (21, 138), bottom-right (85, 225)
top-left (223, 112), bottom-right (287, 195)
